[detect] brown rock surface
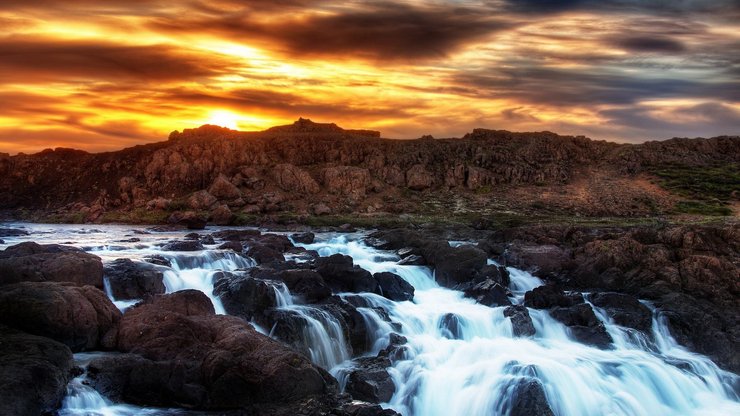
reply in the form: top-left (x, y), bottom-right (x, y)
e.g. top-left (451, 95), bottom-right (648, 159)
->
top-left (0, 242), bottom-right (104, 288)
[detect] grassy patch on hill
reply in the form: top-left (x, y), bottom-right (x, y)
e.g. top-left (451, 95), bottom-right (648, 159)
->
top-left (649, 163), bottom-right (738, 216)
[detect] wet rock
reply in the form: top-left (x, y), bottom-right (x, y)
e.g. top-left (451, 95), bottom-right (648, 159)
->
top-left (246, 245), bottom-right (285, 264)
top-left (213, 271), bottom-right (281, 321)
top-left (504, 305), bottom-right (536, 337)
top-left (504, 244), bottom-right (571, 279)
top-left (588, 292), bottom-right (652, 334)
top-left (397, 254), bottom-right (425, 266)
top-left (104, 258), bottom-right (166, 300)
top-left (218, 241), bottom-right (243, 252)
top-left (0, 325), bottom-right (73, 416)
top-left (439, 313), bottom-right (463, 339)
top-left (461, 278), bottom-right (512, 307)
top-left (142, 254), bottom-right (171, 267)
top-left (0, 282), bottom-right (121, 351)
top-left (335, 402), bottom-right (402, 416)
top-left (345, 356), bottom-right (395, 403)
top-left (0, 242), bottom-right (104, 288)
top-left (423, 243), bottom-right (488, 288)
top-left (291, 232), bottom-right (315, 244)
top-left (374, 272), bottom-right (414, 301)
top-left (162, 240), bottom-right (205, 251)
top-left (315, 254), bottom-right (381, 294)
top-left (253, 268), bottom-right (331, 303)
top-left (550, 303), bottom-right (613, 349)
top-left (524, 285), bottom-right (584, 309)
top-left (108, 290), bottom-right (334, 410)
top-left (507, 379), bottom-right (554, 416)
top-left (0, 227), bottom-right (28, 237)
top-left (378, 333), bottom-right (409, 362)
top-left (212, 229), bottom-right (261, 241)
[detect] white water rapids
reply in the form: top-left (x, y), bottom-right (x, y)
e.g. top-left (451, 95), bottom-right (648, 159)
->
top-left (1, 224), bottom-right (738, 416)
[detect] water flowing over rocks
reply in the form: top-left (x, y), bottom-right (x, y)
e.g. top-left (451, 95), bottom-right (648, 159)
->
top-left (104, 258), bottom-right (166, 300)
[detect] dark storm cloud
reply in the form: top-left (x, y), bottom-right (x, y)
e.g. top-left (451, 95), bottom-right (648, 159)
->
top-left (451, 66), bottom-right (740, 106)
top-left (0, 38), bottom-right (233, 82)
top-left (151, 3), bottom-right (512, 61)
top-left (614, 36), bottom-right (687, 53)
top-left (501, 0), bottom-right (740, 15)
top-left (161, 88), bottom-right (418, 119)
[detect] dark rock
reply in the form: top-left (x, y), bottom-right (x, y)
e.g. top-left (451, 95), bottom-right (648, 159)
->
top-left (218, 241), bottom-right (243, 252)
top-left (246, 245), bottom-right (285, 264)
top-left (162, 240), bottom-right (204, 251)
top-left (397, 254), bottom-right (425, 266)
top-left (213, 271), bottom-right (282, 321)
top-left (291, 232), bottom-right (315, 244)
top-left (588, 292), bottom-right (652, 334)
top-left (504, 305), bottom-right (536, 337)
top-left (461, 279), bottom-right (512, 307)
top-left (212, 229), bottom-right (261, 241)
top-left (142, 254), bottom-right (171, 267)
top-left (423, 243), bottom-right (488, 288)
top-left (0, 227), bottom-right (29, 237)
top-left (168, 211), bottom-right (207, 230)
top-left (378, 333), bottom-right (409, 362)
top-left (550, 303), bottom-right (613, 349)
top-left (0, 242), bottom-right (104, 288)
top-left (439, 313), bottom-right (463, 339)
top-left (104, 258), bottom-right (166, 300)
top-left (374, 272), bottom-right (414, 301)
top-left (335, 402), bottom-right (402, 416)
top-left (507, 379), bottom-right (554, 416)
top-left (345, 356), bottom-right (395, 403)
top-left (504, 244), bottom-right (571, 279)
top-left (114, 290), bottom-right (333, 409)
top-left (200, 235), bottom-right (215, 245)
top-left (184, 232), bottom-right (201, 240)
top-left (0, 325), bottom-right (73, 416)
top-left (0, 282), bottom-right (121, 351)
top-left (524, 285), bottom-right (584, 309)
top-left (253, 268), bottom-right (331, 303)
top-left (315, 254), bottom-right (381, 294)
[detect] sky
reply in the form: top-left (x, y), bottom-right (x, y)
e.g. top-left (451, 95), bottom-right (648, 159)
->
top-left (0, 0), bottom-right (738, 154)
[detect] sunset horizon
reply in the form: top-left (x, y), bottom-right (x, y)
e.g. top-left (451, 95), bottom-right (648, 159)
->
top-left (1, 0), bottom-right (738, 154)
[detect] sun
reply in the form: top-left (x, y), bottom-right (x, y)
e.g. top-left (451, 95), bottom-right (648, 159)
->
top-left (205, 110), bottom-right (240, 130)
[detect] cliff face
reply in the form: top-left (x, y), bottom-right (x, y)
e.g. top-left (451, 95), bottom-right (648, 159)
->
top-left (0, 119), bottom-right (737, 222)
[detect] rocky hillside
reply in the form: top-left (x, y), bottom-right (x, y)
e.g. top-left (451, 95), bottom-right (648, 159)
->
top-left (0, 118), bottom-right (737, 225)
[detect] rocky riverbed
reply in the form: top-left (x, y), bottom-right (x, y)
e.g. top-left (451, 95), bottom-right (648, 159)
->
top-left (0, 222), bottom-right (738, 416)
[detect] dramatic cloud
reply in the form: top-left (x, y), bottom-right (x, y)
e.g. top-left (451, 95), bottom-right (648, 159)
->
top-left (0, 0), bottom-right (737, 153)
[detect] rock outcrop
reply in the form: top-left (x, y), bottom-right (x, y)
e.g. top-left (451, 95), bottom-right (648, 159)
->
top-left (0, 242), bottom-right (104, 288)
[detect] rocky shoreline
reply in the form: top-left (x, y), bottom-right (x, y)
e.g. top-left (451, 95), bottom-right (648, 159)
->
top-left (0, 220), bottom-right (738, 415)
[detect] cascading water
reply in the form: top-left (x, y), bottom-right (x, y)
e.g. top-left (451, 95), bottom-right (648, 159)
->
top-left (2, 224), bottom-right (738, 416)
top-left (298, 235), bottom-right (740, 416)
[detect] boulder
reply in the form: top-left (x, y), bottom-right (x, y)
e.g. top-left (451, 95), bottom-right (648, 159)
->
top-left (345, 356), bottom-right (395, 403)
top-left (439, 313), bottom-right (463, 339)
top-left (504, 305), bottom-right (536, 337)
top-left (291, 232), bottom-right (315, 244)
top-left (462, 278), bottom-right (512, 307)
top-left (212, 229), bottom-right (261, 241)
top-left (0, 325), bottom-right (73, 416)
top-left (162, 240), bottom-right (205, 251)
top-left (213, 272), bottom-right (283, 321)
top-left (315, 254), bottom-right (380, 294)
top-left (0, 282), bottom-right (121, 351)
top-left (549, 303), bottom-right (613, 349)
top-left (374, 272), bottom-right (414, 301)
top-left (524, 285), bottom-right (584, 309)
top-left (336, 402), bottom-right (402, 416)
top-left (321, 166), bottom-right (371, 197)
top-left (588, 292), bottom-right (652, 334)
top-left (423, 243), bottom-right (488, 288)
top-left (0, 242), bottom-right (103, 288)
top-left (253, 268), bottom-right (331, 303)
top-left (218, 241), bottom-right (243, 252)
top-left (507, 379), bottom-right (554, 416)
top-left (208, 174), bottom-right (241, 199)
top-left (114, 290), bottom-right (333, 409)
top-left (312, 203), bottom-right (332, 216)
top-left (504, 244), bottom-right (571, 279)
top-left (0, 227), bottom-right (28, 237)
top-left (246, 245), bottom-right (285, 264)
top-left (104, 258), bottom-right (166, 300)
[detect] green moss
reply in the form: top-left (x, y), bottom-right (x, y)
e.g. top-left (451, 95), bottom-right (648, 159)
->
top-left (650, 162), bottom-right (739, 201)
top-left (99, 208), bottom-right (170, 224)
top-left (673, 201), bottom-right (733, 216)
